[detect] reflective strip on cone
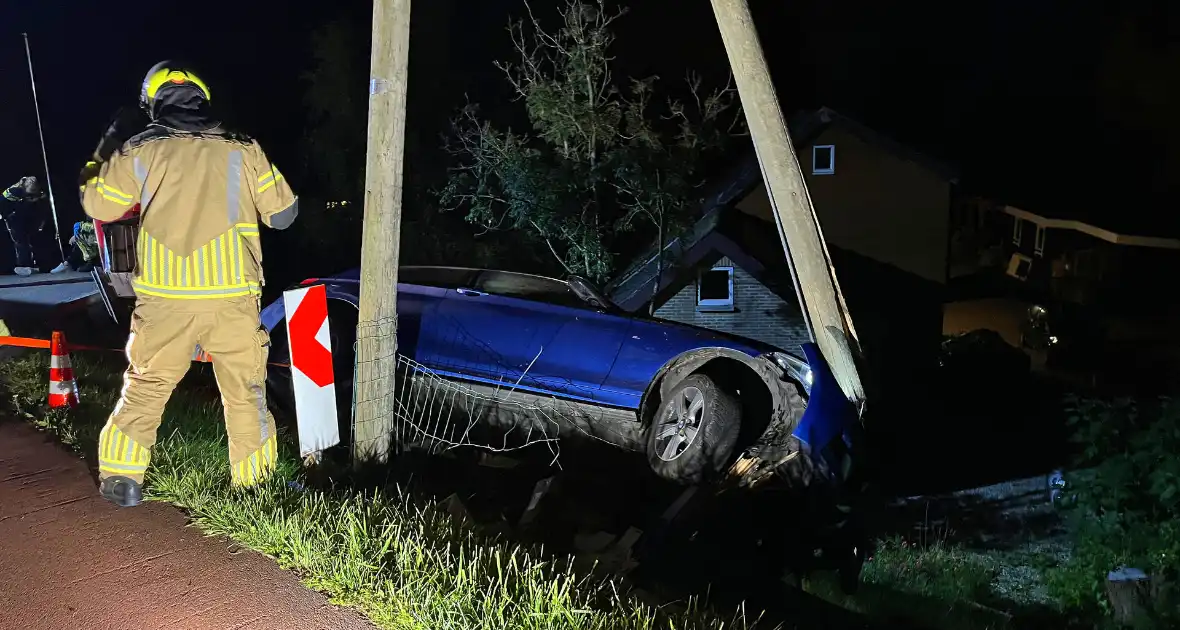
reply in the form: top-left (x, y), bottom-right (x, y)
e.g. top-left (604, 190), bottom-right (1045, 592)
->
top-left (48, 331), bottom-right (80, 408)
top-left (50, 353), bottom-right (75, 383)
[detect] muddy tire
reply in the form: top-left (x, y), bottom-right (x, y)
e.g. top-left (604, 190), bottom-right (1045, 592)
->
top-left (646, 374), bottom-right (741, 485)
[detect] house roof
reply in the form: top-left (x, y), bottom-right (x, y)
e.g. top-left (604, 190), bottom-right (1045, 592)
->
top-left (608, 203), bottom-right (945, 317)
top-left (606, 107), bottom-right (958, 308)
top-left (610, 208), bottom-right (801, 313)
top-left (673, 107), bottom-right (960, 217)
top-left (796, 108), bottom-right (960, 183)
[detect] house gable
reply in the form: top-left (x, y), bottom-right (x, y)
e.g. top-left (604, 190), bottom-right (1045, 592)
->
top-left (654, 255), bottom-right (811, 353)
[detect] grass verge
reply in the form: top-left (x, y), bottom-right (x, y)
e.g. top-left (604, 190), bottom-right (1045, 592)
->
top-left (804, 533), bottom-right (1081, 629)
top-left (2, 352), bottom-right (770, 630)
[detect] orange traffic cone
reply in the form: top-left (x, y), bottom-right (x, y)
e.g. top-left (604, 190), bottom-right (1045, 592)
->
top-left (192, 344), bottom-right (213, 363)
top-left (49, 331), bottom-right (79, 408)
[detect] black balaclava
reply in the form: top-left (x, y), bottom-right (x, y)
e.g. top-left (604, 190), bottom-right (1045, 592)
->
top-left (150, 84), bottom-right (220, 132)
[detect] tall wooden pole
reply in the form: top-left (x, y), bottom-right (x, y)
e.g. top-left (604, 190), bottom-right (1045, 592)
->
top-left (354, 0), bottom-right (411, 463)
top-left (707, 0), bottom-right (866, 408)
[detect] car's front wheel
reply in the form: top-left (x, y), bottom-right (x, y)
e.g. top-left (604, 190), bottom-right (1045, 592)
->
top-left (646, 374), bottom-right (742, 485)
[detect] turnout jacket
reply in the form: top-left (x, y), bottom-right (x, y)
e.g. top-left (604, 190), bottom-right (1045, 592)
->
top-left (81, 125), bottom-right (298, 300)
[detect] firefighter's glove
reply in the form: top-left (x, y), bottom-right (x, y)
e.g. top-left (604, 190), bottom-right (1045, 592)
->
top-left (93, 106), bottom-right (143, 163)
top-left (78, 161), bottom-right (101, 191)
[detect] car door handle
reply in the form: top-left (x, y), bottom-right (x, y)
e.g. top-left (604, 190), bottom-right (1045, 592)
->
top-left (455, 288), bottom-right (484, 297)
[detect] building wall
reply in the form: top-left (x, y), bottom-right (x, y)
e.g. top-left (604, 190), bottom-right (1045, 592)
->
top-left (653, 256), bottom-right (811, 353)
top-left (734, 125), bottom-right (952, 285)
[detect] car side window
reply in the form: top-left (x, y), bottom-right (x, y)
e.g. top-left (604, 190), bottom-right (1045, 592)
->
top-left (475, 271), bottom-right (587, 309)
top-left (398, 267), bottom-right (479, 290)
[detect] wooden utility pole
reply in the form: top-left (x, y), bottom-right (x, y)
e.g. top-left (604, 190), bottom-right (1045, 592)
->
top-left (354, 0), bottom-right (411, 463)
top-left (707, 0), bottom-right (866, 407)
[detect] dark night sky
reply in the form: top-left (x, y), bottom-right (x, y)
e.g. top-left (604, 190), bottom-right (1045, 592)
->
top-left (2, 0), bottom-right (1177, 241)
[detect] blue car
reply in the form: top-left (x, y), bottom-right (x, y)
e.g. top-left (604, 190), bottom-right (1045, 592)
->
top-left (262, 266), bottom-right (860, 489)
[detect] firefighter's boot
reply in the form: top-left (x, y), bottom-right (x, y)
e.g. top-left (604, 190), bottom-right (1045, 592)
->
top-left (99, 475), bottom-right (143, 508)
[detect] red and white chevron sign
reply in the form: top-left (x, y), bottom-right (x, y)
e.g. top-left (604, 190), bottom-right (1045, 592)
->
top-left (284, 284), bottom-right (341, 457)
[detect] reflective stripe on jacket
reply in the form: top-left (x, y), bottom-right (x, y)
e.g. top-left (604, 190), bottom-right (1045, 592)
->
top-left (79, 125), bottom-right (297, 300)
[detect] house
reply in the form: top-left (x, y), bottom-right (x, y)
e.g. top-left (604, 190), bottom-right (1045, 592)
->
top-left (1001, 205), bottom-right (1180, 304)
top-left (943, 199), bottom-right (1180, 389)
top-left (607, 107), bottom-right (959, 396)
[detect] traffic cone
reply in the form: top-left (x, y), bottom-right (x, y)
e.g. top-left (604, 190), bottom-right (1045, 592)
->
top-left (192, 344), bottom-right (213, 363)
top-left (49, 331), bottom-right (80, 408)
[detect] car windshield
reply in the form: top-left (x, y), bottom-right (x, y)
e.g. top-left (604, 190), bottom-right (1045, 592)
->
top-left (474, 270), bottom-right (590, 310)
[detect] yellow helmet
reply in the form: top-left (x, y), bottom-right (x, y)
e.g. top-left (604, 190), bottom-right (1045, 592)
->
top-left (139, 61), bottom-right (212, 115)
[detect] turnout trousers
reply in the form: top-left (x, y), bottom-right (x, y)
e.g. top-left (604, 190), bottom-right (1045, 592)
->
top-left (97, 295), bottom-right (278, 487)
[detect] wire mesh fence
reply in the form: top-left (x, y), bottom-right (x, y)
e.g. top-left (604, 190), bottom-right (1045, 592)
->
top-left (355, 317), bottom-right (662, 461)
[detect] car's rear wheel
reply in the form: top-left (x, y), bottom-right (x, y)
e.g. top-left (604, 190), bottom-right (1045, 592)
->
top-left (646, 374), bottom-right (742, 485)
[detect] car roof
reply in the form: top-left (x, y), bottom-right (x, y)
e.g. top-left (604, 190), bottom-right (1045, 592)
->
top-left (330, 266), bottom-right (569, 287)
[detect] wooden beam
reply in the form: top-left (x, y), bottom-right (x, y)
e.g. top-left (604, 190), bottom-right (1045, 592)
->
top-left (354, 0), bottom-right (412, 463)
top-left (707, 0), bottom-right (866, 408)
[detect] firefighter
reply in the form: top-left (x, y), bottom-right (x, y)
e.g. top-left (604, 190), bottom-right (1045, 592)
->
top-left (79, 61), bottom-right (298, 507)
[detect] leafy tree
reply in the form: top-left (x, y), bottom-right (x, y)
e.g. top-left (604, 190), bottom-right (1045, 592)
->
top-left (439, 0), bottom-right (742, 285)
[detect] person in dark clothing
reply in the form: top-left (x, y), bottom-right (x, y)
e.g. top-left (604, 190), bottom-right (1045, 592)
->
top-left (2, 176), bottom-right (46, 276)
top-left (66, 220), bottom-right (99, 272)
top-left (2, 176), bottom-right (69, 275)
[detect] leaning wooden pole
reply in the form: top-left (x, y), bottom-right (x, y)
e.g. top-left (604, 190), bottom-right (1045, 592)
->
top-left (354, 0), bottom-right (412, 463)
top-left (708, 0), bottom-right (866, 408)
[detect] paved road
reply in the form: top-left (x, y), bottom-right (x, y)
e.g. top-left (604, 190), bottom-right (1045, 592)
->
top-left (0, 420), bottom-right (375, 630)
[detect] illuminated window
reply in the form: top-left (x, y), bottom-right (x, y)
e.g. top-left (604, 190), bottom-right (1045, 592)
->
top-left (1034, 226), bottom-right (1046, 257)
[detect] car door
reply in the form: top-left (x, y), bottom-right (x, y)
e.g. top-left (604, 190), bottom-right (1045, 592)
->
top-left (393, 282), bottom-right (449, 366)
top-left (393, 267), bottom-right (481, 371)
top-left (430, 284), bottom-right (565, 392)
top-left (472, 271), bottom-right (631, 403)
top-left (429, 270), bottom-right (627, 404)
top-left (519, 304), bottom-right (631, 405)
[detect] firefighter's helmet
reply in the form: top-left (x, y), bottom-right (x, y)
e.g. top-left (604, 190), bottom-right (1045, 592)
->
top-left (139, 61), bottom-right (211, 116)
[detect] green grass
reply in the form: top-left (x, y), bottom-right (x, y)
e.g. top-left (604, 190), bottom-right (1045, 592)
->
top-left (861, 537), bottom-right (1004, 604)
top-left (803, 534), bottom-right (1080, 630)
top-left (3, 353), bottom-right (771, 630)
top-left (805, 537), bottom-right (1014, 630)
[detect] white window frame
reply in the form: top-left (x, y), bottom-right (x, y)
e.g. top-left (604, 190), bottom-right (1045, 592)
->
top-left (696, 266), bottom-right (735, 311)
top-left (1012, 217), bottom-right (1023, 246)
top-left (1006, 253), bottom-right (1033, 281)
top-left (811, 145), bottom-right (835, 175)
top-left (1034, 225), bottom-right (1046, 257)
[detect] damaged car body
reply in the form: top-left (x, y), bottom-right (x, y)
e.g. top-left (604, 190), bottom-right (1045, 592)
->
top-left (261, 266), bottom-right (862, 496)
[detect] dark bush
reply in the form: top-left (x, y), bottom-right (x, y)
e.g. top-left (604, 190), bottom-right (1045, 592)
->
top-left (1047, 396), bottom-right (1180, 624)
